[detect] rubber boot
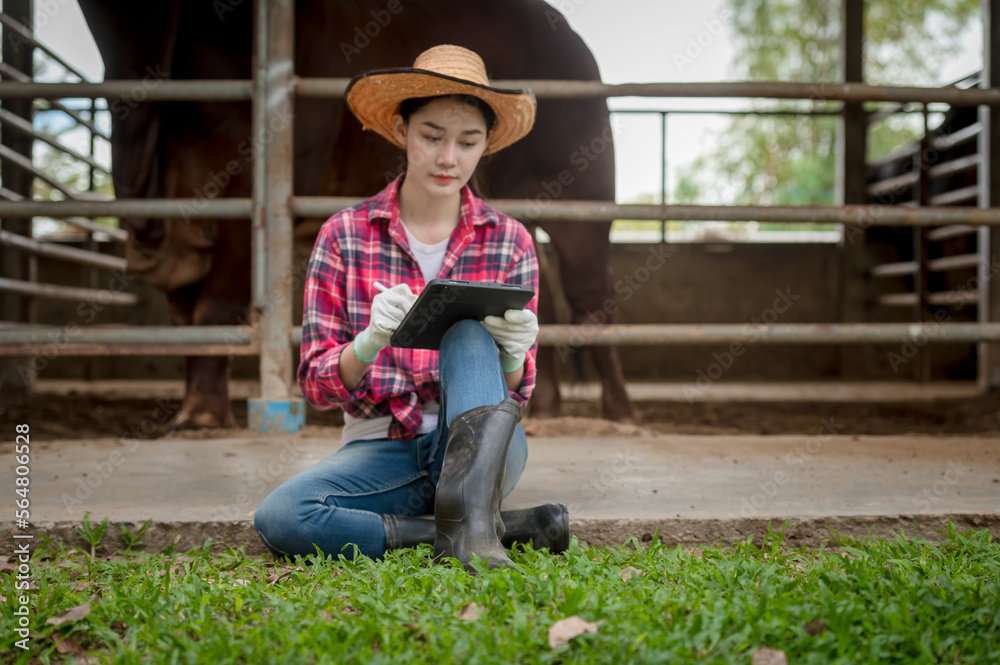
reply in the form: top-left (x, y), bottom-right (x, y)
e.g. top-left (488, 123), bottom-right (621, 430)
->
top-left (381, 503), bottom-right (570, 553)
top-left (499, 504), bottom-right (570, 553)
top-left (432, 398), bottom-right (521, 572)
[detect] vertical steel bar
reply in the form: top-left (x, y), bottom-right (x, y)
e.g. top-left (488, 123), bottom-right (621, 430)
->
top-left (251, 0), bottom-right (267, 311)
top-left (914, 105), bottom-right (932, 380)
top-left (660, 111), bottom-right (668, 243)
top-left (0, 0), bottom-right (34, 392)
top-left (836, 0), bottom-right (869, 379)
top-left (980, 0), bottom-right (1000, 391)
top-left (84, 99), bottom-right (98, 380)
top-left (248, 0), bottom-right (303, 432)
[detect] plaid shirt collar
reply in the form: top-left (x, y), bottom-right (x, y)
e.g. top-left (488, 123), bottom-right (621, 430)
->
top-left (365, 175), bottom-right (500, 231)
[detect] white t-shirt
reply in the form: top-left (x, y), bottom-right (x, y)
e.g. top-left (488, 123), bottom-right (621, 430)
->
top-left (401, 222), bottom-right (450, 283)
top-left (340, 222), bottom-right (451, 444)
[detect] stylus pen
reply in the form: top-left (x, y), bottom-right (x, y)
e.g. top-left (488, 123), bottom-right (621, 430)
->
top-left (373, 281), bottom-right (390, 293)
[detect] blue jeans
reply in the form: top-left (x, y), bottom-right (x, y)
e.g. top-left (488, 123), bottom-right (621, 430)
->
top-left (253, 319), bottom-right (528, 560)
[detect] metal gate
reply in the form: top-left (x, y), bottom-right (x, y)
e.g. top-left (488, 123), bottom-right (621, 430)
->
top-left (2, 0), bottom-right (1000, 432)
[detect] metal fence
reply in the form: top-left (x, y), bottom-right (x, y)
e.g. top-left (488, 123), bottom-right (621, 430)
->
top-left (0, 11), bottom-right (130, 318)
top-left (1, 0), bottom-right (999, 430)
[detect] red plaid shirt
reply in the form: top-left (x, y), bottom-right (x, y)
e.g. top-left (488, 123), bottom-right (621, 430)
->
top-left (298, 175), bottom-right (539, 440)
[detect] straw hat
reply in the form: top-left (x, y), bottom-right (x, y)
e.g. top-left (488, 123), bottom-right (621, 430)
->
top-left (345, 44), bottom-right (537, 155)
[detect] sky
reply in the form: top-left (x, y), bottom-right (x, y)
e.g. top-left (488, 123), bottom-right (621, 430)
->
top-left (6, 0), bottom-right (988, 205)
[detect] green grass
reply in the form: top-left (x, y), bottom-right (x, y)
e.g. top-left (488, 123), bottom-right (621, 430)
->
top-left (3, 524), bottom-right (998, 664)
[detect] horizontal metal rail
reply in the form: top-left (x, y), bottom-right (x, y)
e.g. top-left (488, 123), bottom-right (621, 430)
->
top-left (298, 77), bottom-right (1000, 105)
top-left (926, 225), bottom-right (977, 241)
top-left (532, 322), bottom-right (998, 345)
top-left (868, 144), bottom-right (919, 172)
top-left (0, 107), bottom-right (109, 173)
top-left (0, 187), bottom-right (128, 242)
top-left (0, 143), bottom-right (78, 197)
top-left (4, 198), bottom-right (1000, 226)
top-left (929, 185), bottom-right (979, 206)
top-left (927, 253), bottom-right (980, 272)
top-left (2, 78), bottom-right (1000, 106)
top-left (0, 229), bottom-right (127, 270)
top-left (867, 154), bottom-right (981, 198)
top-left (299, 198), bottom-right (1000, 225)
top-left (876, 291), bottom-right (979, 307)
top-left (932, 122), bottom-right (982, 151)
top-left (870, 261), bottom-right (918, 278)
top-left (0, 63), bottom-right (109, 140)
top-left (929, 153), bottom-right (980, 179)
top-left (868, 171), bottom-right (919, 197)
top-left (0, 325), bottom-right (240, 346)
top-left (865, 71), bottom-right (981, 124)
top-left (868, 123), bottom-right (982, 174)
top-left (3, 323), bottom-right (1000, 356)
top-left (0, 276), bottom-right (137, 305)
top-left (0, 198), bottom-right (252, 218)
top-left (0, 80), bottom-right (251, 100)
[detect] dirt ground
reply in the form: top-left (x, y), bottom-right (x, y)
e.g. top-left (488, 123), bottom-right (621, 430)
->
top-left (3, 381), bottom-right (999, 441)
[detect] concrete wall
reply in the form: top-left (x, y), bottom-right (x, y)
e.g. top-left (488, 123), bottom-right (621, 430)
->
top-left (545, 242), bottom-right (843, 383)
top-left (16, 236), bottom-right (974, 383)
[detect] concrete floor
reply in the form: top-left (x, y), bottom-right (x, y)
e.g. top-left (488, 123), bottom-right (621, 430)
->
top-left (4, 429), bottom-right (998, 554)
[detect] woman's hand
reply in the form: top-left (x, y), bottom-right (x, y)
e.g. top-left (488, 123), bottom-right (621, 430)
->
top-left (352, 283), bottom-right (417, 363)
top-left (482, 308), bottom-right (538, 372)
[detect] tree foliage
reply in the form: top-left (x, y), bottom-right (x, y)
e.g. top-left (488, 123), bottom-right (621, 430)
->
top-left (674, 0), bottom-right (981, 207)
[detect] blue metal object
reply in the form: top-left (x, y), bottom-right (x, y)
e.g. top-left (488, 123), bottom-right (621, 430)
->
top-left (248, 398), bottom-right (305, 434)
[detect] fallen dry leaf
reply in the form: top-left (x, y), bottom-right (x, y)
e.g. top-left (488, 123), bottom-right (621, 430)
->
top-left (53, 633), bottom-right (85, 655)
top-left (266, 565), bottom-right (304, 585)
top-left (751, 646), bottom-right (788, 665)
top-left (804, 619), bottom-right (827, 635)
top-left (46, 602), bottom-right (91, 626)
top-left (548, 615), bottom-right (599, 648)
top-left (458, 602), bottom-right (482, 621)
top-left (620, 566), bottom-right (644, 582)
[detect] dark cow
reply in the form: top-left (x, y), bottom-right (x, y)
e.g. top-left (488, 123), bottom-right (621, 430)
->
top-left (77, 0), bottom-right (635, 429)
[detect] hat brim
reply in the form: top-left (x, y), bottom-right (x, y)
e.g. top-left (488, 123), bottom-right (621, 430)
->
top-left (346, 68), bottom-right (536, 155)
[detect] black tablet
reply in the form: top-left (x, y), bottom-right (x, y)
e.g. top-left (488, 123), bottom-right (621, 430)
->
top-left (390, 278), bottom-right (535, 350)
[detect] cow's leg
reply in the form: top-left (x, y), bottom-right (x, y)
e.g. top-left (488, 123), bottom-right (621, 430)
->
top-left (161, 283), bottom-right (238, 431)
top-left (551, 222), bottom-right (635, 423)
top-left (168, 285), bottom-right (240, 430)
top-left (170, 223), bottom-right (251, 430)
top-left (527, 237), bottom-right (562, 418)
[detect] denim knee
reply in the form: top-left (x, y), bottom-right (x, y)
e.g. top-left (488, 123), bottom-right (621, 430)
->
top-left (252, 486), bottom-right (305, 558)
top-left (441, 318), bottom-right (494, 350)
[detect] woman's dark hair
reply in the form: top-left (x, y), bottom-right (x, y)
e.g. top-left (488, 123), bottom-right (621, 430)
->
top-left (398, 94), bottom-right (497, 133)
top-left (396, 94), bottom-right (495, 196)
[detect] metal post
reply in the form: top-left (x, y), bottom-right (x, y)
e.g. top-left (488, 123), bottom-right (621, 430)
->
top-left (0, 0), bottom-right (34, 393)
top-left (84, 98), bottom-right (98, 380)
top-left (980, 0), bottom-right (1000, 390)
top-left (837, 0), bottom-right (870, 378)
top-left (914, 105), bottom-right (932, 381)
top-left (661, 111), bottom-right (668, 243)
top-left (247, 0), bottom-right (304, 433)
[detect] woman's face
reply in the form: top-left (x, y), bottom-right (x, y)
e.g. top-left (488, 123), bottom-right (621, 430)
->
top-left (391, 96), bottom-right (490, 199)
